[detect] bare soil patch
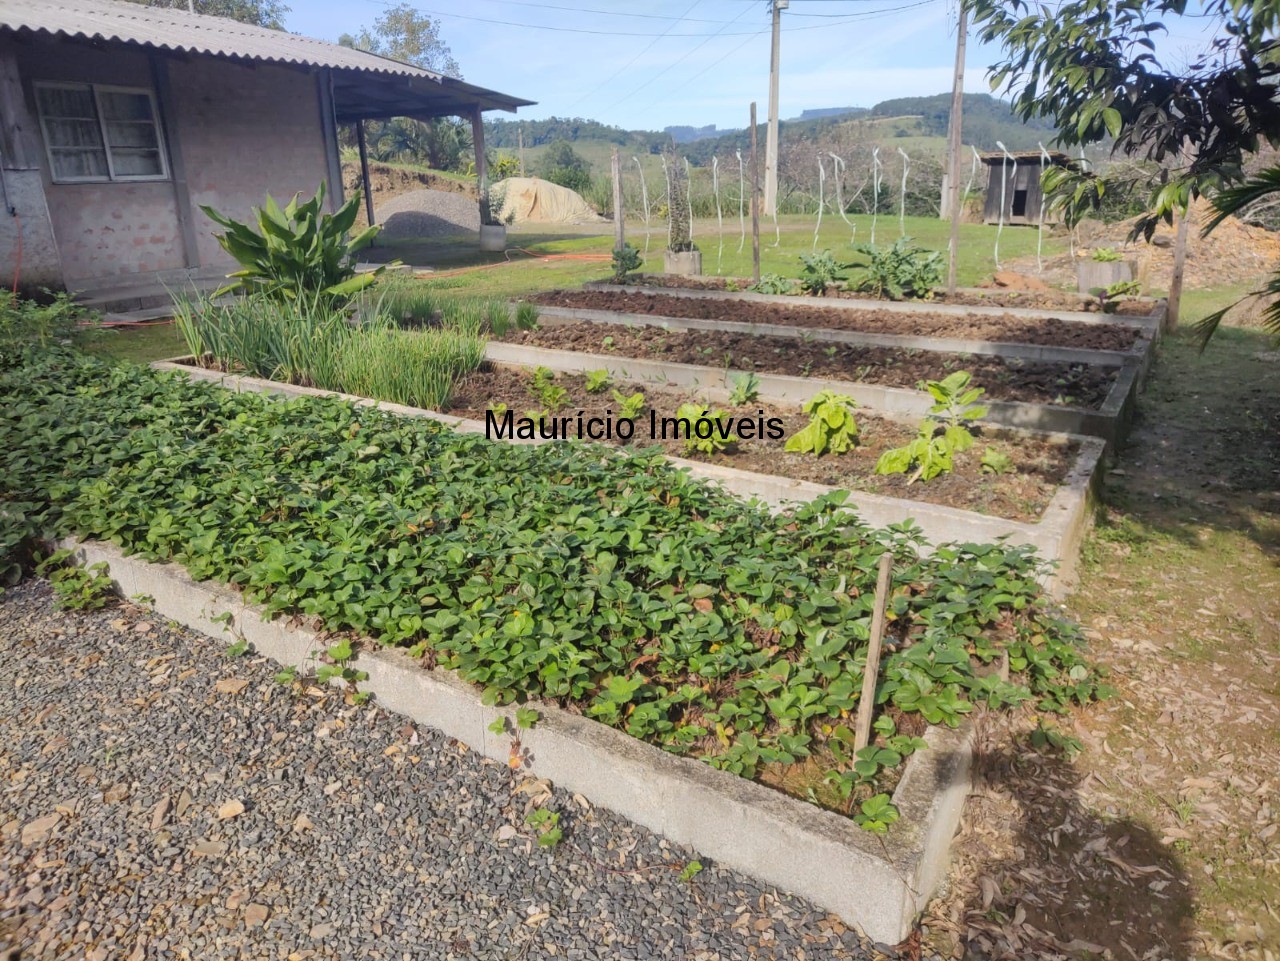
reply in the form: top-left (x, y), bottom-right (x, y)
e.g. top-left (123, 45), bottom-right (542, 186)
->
top-left (615, 273), bottom-right (1156, 316)
top-left (534, 288), bottom-right (1143, 350)
top-left (449, 365), bottom-right (1077, 521)
top-left (501, 320), bottom-right (1117, 409)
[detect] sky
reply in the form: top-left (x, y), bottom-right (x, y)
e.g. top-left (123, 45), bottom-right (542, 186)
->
top-left (283, 0), bottom-right (1227, 132)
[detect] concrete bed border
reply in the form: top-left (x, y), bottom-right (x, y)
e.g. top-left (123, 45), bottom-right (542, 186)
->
top-left (532, 304), bottom-right (1150, 370)
top-left (486, 339), bottom-right (1139, 450)
top-left (153, 360), bottom-right (1104, 594)
top-left (579, 280), bottom-right (1167, 334)
top-left (60, 537), bottom-right (972, 948)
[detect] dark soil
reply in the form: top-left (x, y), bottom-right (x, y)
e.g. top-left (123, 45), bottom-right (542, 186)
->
top-left (534, 288), bottom-right (1143, 351)
top-left (449, 365), bottom-right (1078, 521)
top-left (501, 320), bottom-right (1117, 409)
top-left (614, 273), bottom-right (1158, 316)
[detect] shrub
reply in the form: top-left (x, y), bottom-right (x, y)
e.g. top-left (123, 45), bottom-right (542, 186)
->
top-left (1091, 247), bottom-right (1122, 262)
top-left (849, 237), bottom-right (943, 301)
top-left (875, 371), bottom-right (988, 483)
top-left (611, 243), bottom-right (643, 283)
top-left (201, 183), bottom-right (385, 303)
top-left (0, 292), bottom-right (96, 367)
top-left (748, 274), bottom-right (796, 295)
top-left (798, 250), bottom-right (847, 296)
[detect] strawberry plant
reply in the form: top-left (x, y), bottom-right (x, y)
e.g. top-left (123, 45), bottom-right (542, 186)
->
top-left (531, 367), bottom-right (569, 412)
top-left (784, 391), bottom-right (859, 456)
top-left (0, 350), bottom-right (1109, 831)
top-left (36, 550), bottom-right (115, 611)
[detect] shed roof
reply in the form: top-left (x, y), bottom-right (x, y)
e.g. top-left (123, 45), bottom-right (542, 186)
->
top-left (0, 0), bottom-right (534, 117)
top-left (980, 150), bottom-right (1073, 164)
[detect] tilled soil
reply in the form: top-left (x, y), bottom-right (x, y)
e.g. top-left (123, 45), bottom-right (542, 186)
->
top-left (611, 274), bottom-right (1157, 317)
top-left (450, 366), bottom-right (1077, 521)
top-left (0, 581), bottom-right (891, 961)
top-left (501, 320), bottom-right (1117, 409)
top-left (533, 289), bottom-right (1142, 351)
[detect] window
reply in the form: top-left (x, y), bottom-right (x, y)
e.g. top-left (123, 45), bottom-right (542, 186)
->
top-left (35, 82), bottom-right (168, 183)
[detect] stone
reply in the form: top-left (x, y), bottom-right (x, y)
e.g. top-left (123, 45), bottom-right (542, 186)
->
top-left (21, 814), bottom-right (60, 846)
top-left (150, 797), bottom-right (172, 831)
top-left (215, 678), bottom-right (250, 695)
top-left (217, 800), bottom-right (245, 821)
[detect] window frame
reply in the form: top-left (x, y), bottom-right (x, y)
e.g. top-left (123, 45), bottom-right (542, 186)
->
top-left (34, 81), bottom-right (170, 185)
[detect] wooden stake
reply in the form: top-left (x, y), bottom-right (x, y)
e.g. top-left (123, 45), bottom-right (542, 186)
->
top-left (611, 147), bottom-right (625, 253)
top-left (853, 552), bottom-right (895, 752)
top-left (750, 102), bottom-right (761, 284)
top-left (1167, 203), bottom-right (1191, 331)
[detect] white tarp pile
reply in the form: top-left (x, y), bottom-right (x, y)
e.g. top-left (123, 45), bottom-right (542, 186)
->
top-left (491, 177), bottom-right (605, 225)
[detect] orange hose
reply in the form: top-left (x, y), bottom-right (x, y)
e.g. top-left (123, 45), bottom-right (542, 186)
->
top-left (418, 246), bottom-right (610, 279)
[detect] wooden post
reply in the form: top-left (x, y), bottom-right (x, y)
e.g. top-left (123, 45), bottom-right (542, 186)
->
top-left (1167, 203), bottom-right (1191, 331)
top-left (355, 119), bottom-right (376, 231)
top-left (853, 552), bottom-right (894, 752)
top-left (470, 105), bottom-right (490, 225)
top-left (518, 127), bottom-right (525, 177)
top-left (750, 102), bottom-right (761, 284)
top-left (611, 146), bottom-right (625, 253)
top-left (944, 0), bottom-right (968, 296)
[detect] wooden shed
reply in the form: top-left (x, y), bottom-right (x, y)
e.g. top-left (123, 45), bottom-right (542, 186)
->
top-left (980, 151), bottom-right (1072, 226)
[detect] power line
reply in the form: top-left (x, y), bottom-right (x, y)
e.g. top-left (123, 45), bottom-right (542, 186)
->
top-left (471, 0), bottom-right (748, 24)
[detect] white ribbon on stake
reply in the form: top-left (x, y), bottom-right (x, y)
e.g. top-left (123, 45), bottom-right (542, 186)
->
top-left (660, 154), bottom-right (672, 252)
top-left (1036, 142), bottom-right (1051, 272)
top-left (633, 156), bottom-right (651, 255)
top-left (712, 155), bottom-right (724, 272)
top-left (871, 147), bottom-right (883, 245)
top-left (813, 155), bottom-right (825, 252)
top-left (965, 145), bottom-right (980, 209)
top-left (736, 150), bottom-right (746, 254)
top-left (994, 140), bottom-right (1015, 269)
top-left (828, 152), bottom-right (856, 244)
top-left (897, 147), bottom-right (911, 237)
top-left (684, 158), bottom-right (695, 247)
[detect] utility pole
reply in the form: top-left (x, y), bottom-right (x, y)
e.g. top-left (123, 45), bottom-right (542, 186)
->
top-left (945, 0), bottom-right (968, 296)
top-left (611, 147), bottom-right (625, 253)
top-left (763, 0), bottom-right (786, 217)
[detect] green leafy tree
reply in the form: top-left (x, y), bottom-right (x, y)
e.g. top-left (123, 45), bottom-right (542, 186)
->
top-left (972, 0), bottom-right (1280, 340)
top-left (120, 0), bottom-right (288, 28)
top-left (338, 2), bottom-right (459, 77)
top-left (537, 141), bottom-right (593, 194)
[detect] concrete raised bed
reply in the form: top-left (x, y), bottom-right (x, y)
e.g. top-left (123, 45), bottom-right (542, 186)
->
top-left (584, 279), bottom-right (1166, 334)
top-left (153, 360), bottom-right (1104, 594)
top-left (61, 534), bottom-right (972, 947)
top-left (486, 339), bottom-right (1140, 450)
top-left (532, 303), bottom-right (1147, 370)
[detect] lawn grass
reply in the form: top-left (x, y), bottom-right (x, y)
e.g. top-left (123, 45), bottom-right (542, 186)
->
top-left (82, 323), bottom-right (186, 365)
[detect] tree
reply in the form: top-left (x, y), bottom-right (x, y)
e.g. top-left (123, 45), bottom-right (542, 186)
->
top-left (972, 0), bottom-right (1280, 338)
top-left (537, 141), bottom-right (593, 194)
top-left (120, 0), bottom-right (288, 29)
top-left (338, 3), bottom-right (459, 78)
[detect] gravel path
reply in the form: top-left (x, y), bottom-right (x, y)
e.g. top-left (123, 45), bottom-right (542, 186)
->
top-left (0, 580), bottom-right (899, 961)
top-left (377, 189), bottom-right (480, 239)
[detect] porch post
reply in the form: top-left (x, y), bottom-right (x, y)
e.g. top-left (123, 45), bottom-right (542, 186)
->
top-left (356, 118), bottom-right (375, 230)
top-left (470, 105), bottom-right (489, 225)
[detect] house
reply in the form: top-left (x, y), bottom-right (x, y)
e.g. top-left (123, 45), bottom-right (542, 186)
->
top-left (979, 150), bottom-right (1073, 226)
top-left (0, 0), bottom-right (532, 300)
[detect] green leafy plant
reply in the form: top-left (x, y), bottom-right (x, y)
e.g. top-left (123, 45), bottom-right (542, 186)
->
top-left (1090, 247), bottom-right (1122, 262)
top-left (202, 183), bottom-right (387, 303)
top-left (678, 860), bottom-right (704, 882)
top-left (848, 237), bottom-right (943, 301)
top-left (36, 550), bottom-right (114, 611)
top-left (611, 243), bottom-right (643, 283)
top-left (515, 302), bottom-right (540, 330)
top-left (315, 638), bottom-right (369, 693)
top-left (584, 369), bottom-right (612, 393)
top-left (611, 389), bottom-right (645, 420)
top-left (675, 403), bottom-right (731, 455)
top-left (516, 706), bottom-right (540, 729)
top-left (727, 372), bottom-right (760, 405)
top-left (748, 274), bottom-right (794, 295)
top-left (798, 250), bottom-right (847, 296)
top-left (531, 367), bottom-right (570, 412)
top-left (1029, 717), bottom-right (1084, 759)
top-left (784, 391), bottom-right (859, 456)
top-left (876, 371), bottom-right (988, 483)
top-left (980, 448), bottom-right (1015, 475)
top-left (0, 292), bottom-right (97, 366)
top-left (525, 807), bottom-right (563, 848)
top-left (853, 793), bottom-right (900, 834)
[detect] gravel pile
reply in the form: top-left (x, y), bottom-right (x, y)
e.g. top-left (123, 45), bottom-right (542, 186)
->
top-left (376, 189), bottom-right (480, 240)
top-left (0, 581), bottom-right (900, 960)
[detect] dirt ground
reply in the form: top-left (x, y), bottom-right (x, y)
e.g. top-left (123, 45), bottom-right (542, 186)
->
top-left (532, 289), bottom-right (1144, 351)
top-left (501, 320), bottom-right (1119, 409)
top-left (343, 162), bottom-right (477, 228)
top-left (449, 365), bottom-right (1075, 521)
top-left (921, 322), bottom-right (1280, 960)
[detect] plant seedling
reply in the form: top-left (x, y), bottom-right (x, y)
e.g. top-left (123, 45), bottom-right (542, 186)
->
top-left (525, 807), bottom-right (563, 848)
top-left (611, 389), bottom-right (645, 421)
top-left (531, 367), bottom-right (569, 412)
top-left (785, 391), bottom-right (859, 456)
top-left (678, 860), bottom-right (704, 882)
top-left (853, 793), bottom-right (899, 834)
top-left (876, 371), bottom-right (988, 483)
top-left (584, 369), bottom-right (612, 393)
top-left (798, 250), bottom-right (847, 296)
top-left (36, 551), bottom-right (115, 611)
top-left (676, 403), bottom-right (731, 456)
top-left (611, 243), bottom-right (643, 283)
top-left (981, 448), bottom-right (1015, 475)
top-left (727, 372), bottom-right (760, 405)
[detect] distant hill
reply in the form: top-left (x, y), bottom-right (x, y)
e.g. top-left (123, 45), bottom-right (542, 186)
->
top-left (665, 124), bottom-right (736, 144)
top-left (795, 107), bottom-right (868, 121)
top-left (869, 93), bottom-right (1056, 151)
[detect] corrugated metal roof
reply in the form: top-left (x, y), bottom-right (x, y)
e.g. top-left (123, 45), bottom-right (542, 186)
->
top-left (0, 0), bottom-right (533, 109)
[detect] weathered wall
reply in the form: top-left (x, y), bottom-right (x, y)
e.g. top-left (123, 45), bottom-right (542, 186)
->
top-left (0, 35), bottom-right (336, 291)
top-left (166, 58), bottom-right (332, 270)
